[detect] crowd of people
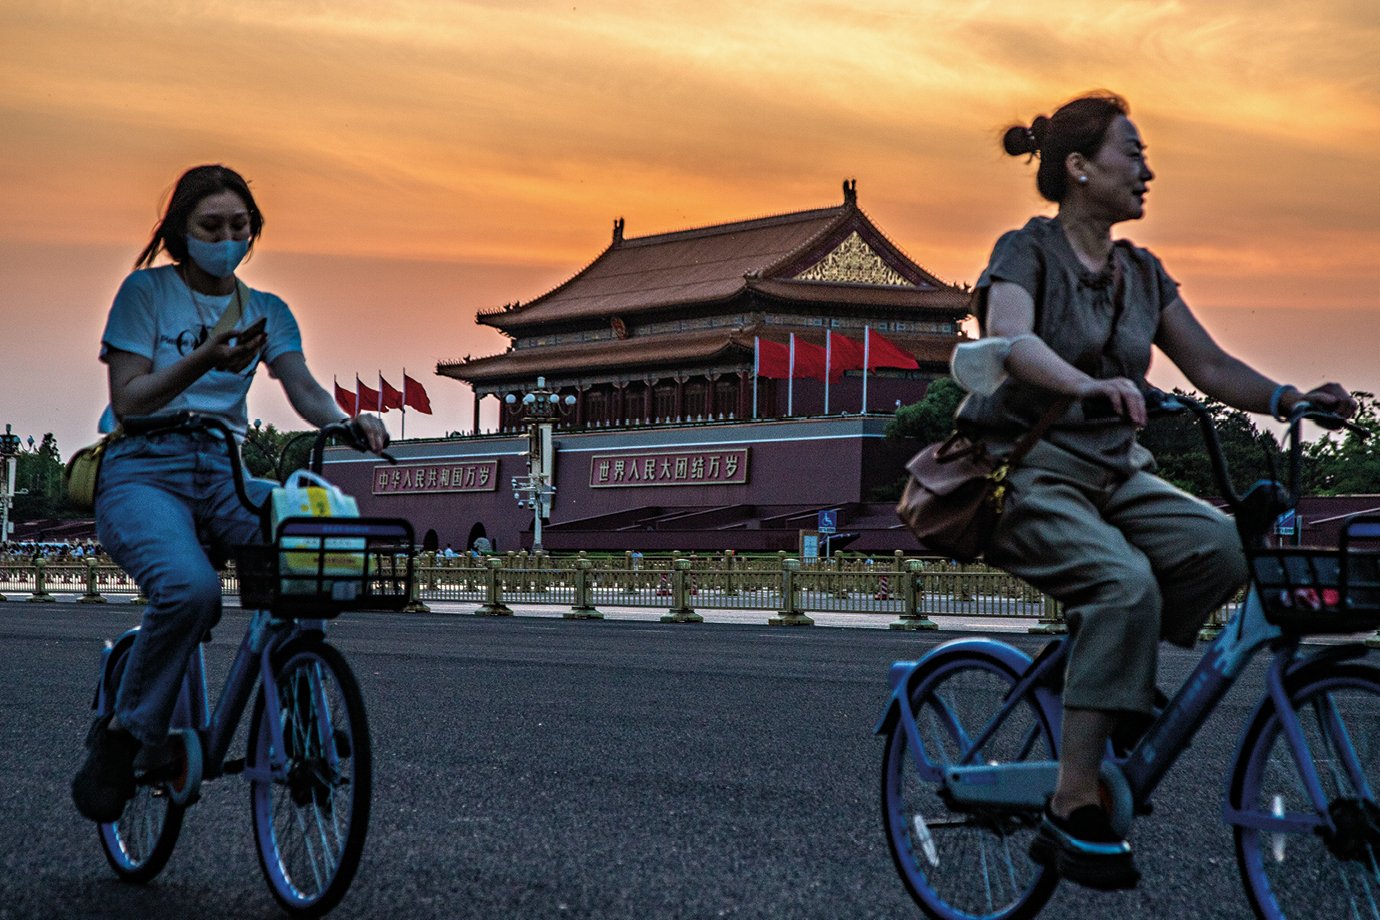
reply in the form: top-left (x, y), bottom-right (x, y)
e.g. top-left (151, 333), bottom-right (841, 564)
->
top-left (3, 539), bottom-right (105, 560)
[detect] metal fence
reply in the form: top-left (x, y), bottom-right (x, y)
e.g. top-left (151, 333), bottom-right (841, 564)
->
top-left (1, 551), bottom-right (1268, 642)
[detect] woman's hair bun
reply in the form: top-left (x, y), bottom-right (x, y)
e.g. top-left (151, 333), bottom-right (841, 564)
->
top-left (1001, 115), bottom-right (1049, 157)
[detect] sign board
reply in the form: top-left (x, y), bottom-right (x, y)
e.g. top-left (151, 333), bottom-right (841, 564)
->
top-left (800, 531), bottom-right (820, 560)
top-left (1275, 509), bottom-right (1296, 536)
top-left (589, 448), bottom-right (749, 488)
top-left (373, 461), bottom-right (499, 495)
top-left (817, 510), bottom-right (837, 535)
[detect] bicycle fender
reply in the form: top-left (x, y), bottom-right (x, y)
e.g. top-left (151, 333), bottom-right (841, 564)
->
top-left (93, 627), bottom-right (142, 716)
top-left (1223, 644), bottom-right (1372, 814)
top-left (873, 637), bottom-right (1040, 735)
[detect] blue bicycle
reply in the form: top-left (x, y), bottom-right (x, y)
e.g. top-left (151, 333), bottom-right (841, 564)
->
top-left (877, 393), bottom-right (1380, 920)
top-left (86, 414), bottom-right (414, 917)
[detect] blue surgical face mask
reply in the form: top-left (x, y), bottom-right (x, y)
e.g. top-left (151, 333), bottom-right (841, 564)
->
top-left (185, 236), bottom-right (249, 278)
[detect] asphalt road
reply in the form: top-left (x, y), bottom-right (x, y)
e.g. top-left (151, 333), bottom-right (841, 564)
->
top-left (1, 603), bottom-right (1359, 919)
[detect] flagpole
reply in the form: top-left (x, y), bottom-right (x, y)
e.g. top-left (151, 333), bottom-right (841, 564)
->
top-left (824, 329), bottom-right (832, 416)
top-left (379, 370), bottom-right (386, 436)
top-left (400, 367), bottom-right (407, 440)
top-left (353, 376), bottom-right (360, 419)
top-left (752, 337), bottom-right (759, 420)
top-left (861, 327), bottom-right (870, 414)
top-left (788, 333), bottom-right (796, 417)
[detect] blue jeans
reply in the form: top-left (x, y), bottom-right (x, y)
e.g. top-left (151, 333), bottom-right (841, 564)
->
top-left (95, 431), bottom-right (274, 748)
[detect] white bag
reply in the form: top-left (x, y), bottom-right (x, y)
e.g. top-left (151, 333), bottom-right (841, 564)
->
top-left (269, 470), bottom-right (364, 594)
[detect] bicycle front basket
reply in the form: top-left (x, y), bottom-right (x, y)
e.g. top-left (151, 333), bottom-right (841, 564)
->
top-left (235, 516), bottom-right (415, 618)
top-left (1250, 514), bottom-right (1380, 635)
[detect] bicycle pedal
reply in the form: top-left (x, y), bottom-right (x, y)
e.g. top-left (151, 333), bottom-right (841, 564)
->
top-left (222, 757), bottom-right (246, 775)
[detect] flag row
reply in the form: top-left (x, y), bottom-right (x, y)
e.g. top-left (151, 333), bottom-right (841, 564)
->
top-left (334, 373), bottom-right (432, 417)
top-left (754, 328), bottom-right (918, 381)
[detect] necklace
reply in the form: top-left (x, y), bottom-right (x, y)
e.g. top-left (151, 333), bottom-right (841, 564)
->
top-left (179, 266), bottom-right (242, 336)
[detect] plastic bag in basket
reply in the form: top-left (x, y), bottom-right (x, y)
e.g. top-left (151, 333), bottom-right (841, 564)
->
top-left (269, 470), bottom-right (363, 594)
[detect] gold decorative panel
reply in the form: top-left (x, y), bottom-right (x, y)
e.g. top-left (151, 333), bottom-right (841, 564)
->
top-left (794, 232), bottom-right (912, 286)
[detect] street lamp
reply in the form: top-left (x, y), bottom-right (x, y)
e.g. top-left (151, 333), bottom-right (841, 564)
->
top-left (0, 425), bottom-right (25, 544)
top-left (504, 376), bottom-right (575, 553)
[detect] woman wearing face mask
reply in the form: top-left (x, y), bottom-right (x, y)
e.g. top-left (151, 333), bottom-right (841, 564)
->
top-left (72, 164), bottom-right (388, 822)
top-left (959, 93), bottom-right (1353, 889)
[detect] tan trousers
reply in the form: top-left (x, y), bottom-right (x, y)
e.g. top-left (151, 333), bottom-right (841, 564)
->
top-left (986, 440), bottom-right (1246, 714)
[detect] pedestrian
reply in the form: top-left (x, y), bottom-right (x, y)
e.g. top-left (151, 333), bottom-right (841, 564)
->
top-left (958, 92), bottom-right (1354, 888)
top-left (71, 164), bottom-right (389, 823)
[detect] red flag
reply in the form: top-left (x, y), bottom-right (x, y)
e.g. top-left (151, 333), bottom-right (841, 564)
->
top-left (792, 340), bottom-right (829, 381)
top-left (403, 373), bottom-right (433, 414)
top-left (356, 376), bottom-right (382, 412)
top-left (828, 333), bottom-right (868, 379)
top-left (380, 375), bottom-right (404, 411)
top-left (758, 338), bottom-right (831, 379)
top-left (866, 329), bottom-right (919, 370)
top-left (333, 380), bottom-right (358, 417)
top-left (756, 339), bottom-right (793, 379)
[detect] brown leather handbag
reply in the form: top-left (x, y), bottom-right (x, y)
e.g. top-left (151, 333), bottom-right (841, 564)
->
top-left (896, 399), bottom-right (1069, 561)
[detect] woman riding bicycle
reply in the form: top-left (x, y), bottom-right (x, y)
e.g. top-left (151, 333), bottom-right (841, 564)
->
top-left (959, 92), bottom-right (1354, 889)
top-left (72, 164), bottom-right (388, 822)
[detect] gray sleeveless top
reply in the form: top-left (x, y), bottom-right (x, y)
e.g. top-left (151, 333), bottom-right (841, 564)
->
top-left (956, 217), bottom-right (1180, 475)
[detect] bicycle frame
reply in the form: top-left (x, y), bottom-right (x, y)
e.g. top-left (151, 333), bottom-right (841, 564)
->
top-left (879, 585), bottom-right (1370, 836)
top-left (95, 610), bottom-right (328, 784)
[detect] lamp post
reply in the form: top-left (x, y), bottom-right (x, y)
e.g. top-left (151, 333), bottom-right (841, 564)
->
top-left (505, 377), bottom-right (575, 553)
top-left (0, 426), bottom-right (24, 545)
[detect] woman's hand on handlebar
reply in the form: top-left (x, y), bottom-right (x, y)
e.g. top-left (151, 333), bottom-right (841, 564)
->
top-left (1077, 376), bottom-right (1147, 427)
top-left (349, 414), bottom-right (390, 454)
top-left (1283, 382), bottom-right (1357, 421)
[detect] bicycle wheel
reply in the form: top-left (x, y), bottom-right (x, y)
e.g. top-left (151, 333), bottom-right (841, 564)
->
top-left (96, 647), bottom-right (185, 883)
top-left (1232, 662), bottom-right (1380, 920)
top-left (248, 640), bottom-right (371, 917)
top-left (881, 655), bottom-right (1059, 920)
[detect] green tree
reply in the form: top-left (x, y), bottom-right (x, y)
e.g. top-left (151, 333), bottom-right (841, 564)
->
top-left (1300, 392), bottom-right (1380, 495)
top-left (869, 377), bottom-right (966, 501)
top-left (12, 433), bottom-right (70, 520)
top-left (1138, 389), bottom-right (1285, 498)
top-left (243, 423), bottom-right (315, 481)
top-left (886, 376), bottom-right (965, 446)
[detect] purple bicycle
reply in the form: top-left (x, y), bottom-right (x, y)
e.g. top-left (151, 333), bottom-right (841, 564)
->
top-left (86, 413), bottom-right (414, 916)
top-left (877, 392), bottom-right (1380, 920)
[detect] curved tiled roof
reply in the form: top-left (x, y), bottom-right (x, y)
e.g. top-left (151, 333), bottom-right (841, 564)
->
top-left (438, 329), bottom-right (753, 385)
top-left (478, 189), bottom-right (967, 331)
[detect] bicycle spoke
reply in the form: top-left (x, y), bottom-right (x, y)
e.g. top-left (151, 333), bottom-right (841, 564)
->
top-left (883, 657), bottom-right (1056, 919)
top-left (1237, 669), bottom-right (1380, 919)
top-left (251, 643), bottom-right (370, 915)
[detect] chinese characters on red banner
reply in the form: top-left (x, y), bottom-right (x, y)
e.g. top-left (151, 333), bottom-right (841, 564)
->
top-left (373, 461), bottom-right (498, 494)
top-left (589, 449), bottom-right (749, 487)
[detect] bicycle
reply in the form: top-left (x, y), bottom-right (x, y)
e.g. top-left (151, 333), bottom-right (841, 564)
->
top-left (876, 391), bottom-right (1380, 920)
top-left (85, 412), bottom-right (414, 916)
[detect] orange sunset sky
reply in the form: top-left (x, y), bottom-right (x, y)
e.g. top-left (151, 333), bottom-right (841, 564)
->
top-left (2, 0), bottom-right (1377, 459)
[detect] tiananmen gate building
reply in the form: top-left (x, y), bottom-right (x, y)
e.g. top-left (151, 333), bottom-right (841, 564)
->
top-left (323, 181), bottom-right (971, 554)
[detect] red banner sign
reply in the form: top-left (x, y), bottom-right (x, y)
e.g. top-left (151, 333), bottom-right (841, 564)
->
top-left (373, 461), bottom-right (498, 495)
top-left (590, 449), bottom-right (749, 488)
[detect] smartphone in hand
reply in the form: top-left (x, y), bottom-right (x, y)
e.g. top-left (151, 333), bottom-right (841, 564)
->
top-left (231, 316), bottom-right (267, 345)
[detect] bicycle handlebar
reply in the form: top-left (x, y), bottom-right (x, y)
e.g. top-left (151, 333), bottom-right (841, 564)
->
top-left (1138, 388), bottom-right (1366, 545)
top-left (120, 411), bottom-right (394, 516)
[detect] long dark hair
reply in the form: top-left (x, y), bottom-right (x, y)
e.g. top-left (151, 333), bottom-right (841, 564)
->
top-left (1002, 93), bottom-right (1129, 203)
top-left (134, 165), bottom-right (264, 269)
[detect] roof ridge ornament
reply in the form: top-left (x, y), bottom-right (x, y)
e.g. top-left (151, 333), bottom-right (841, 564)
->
top-left (843, 178), bottom-right (857, 206)
top-left (612, 216), bottom-right (625, 245)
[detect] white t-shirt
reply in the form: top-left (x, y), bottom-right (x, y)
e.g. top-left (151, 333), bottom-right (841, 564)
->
top-left (99, 266), bottom-right (303, 436)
